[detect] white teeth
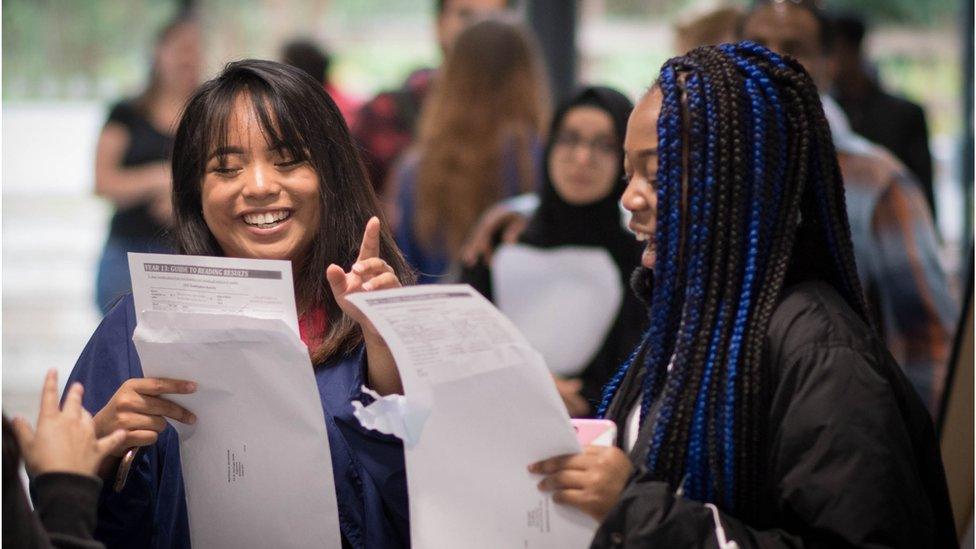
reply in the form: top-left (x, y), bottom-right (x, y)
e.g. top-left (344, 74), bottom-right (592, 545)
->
top-left (635, 232), bottom-right (650, 242)
top-left (243, 210), bottom-right (290, 226)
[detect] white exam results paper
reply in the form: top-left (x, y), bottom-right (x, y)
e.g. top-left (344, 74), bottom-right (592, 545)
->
top-left (346, 284), bottom-right (598, 548)
top-left (127, 252), bottom-right (341, 549)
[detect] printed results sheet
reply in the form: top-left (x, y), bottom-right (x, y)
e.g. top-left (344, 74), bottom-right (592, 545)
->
top-left (346, 284), bottom-right (598, 548)
top-left (127, 252), bottom-right (341, 549)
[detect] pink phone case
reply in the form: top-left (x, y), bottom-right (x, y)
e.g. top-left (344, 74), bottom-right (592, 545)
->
top-left (571, 419), bottom-right (617, 447)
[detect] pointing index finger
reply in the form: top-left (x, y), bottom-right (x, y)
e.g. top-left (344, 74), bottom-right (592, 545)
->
top-left (356, 216), bottom-right (381, 262)
top-left (40, 369), bottom-right (59, 418)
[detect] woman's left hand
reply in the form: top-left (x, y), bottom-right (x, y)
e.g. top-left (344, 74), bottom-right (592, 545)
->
top-left (326, 216), bottom-right (400, 337)
top-left (552, 375), bottom-right (591, 417)
top-left (529, 445), bottom-right (633, 522)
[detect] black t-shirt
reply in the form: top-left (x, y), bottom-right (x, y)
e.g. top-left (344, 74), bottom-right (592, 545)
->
top-left (104, 101), bottom-right (172, 242)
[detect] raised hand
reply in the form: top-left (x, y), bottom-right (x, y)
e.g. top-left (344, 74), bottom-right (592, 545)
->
top-left (326, 216), bottom-right (404, 395)
top-left (326, 216), bottom-right (402, 336)
top-left (11, 369), bottom-right (126, 477)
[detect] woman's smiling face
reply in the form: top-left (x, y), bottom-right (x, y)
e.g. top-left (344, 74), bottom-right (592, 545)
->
top-left (622, 89), bottom-right (662, 270)
top-left (201, 93), bottom-right (321, 264)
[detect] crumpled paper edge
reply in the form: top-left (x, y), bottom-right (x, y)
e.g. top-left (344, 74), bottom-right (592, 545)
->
top-left (352, 386), bottom-right (430, 448)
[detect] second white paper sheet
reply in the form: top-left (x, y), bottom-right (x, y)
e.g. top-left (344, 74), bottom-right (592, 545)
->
top-left (346, 285), bottom-right (598, 548)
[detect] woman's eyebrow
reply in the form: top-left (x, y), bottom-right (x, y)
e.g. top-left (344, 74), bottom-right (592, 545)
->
top-left (266, 142), bottom-right (299, 153)
top-left (208, 146), bottom-right (245, 160)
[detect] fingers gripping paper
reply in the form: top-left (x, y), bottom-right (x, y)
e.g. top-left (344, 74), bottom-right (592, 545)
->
top-left (346, 285), bottom-right (598, 548)
top-left (128, 253), bottom-right (342, 549)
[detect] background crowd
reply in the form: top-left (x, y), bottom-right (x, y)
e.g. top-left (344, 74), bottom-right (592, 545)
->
top-left (2, 0), bottom-right (972, 546)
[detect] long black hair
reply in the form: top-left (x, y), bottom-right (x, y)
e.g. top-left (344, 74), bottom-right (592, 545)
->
top-left (598, 42), bottom-right (869, 521)
top-left (171, 59), bottom-right (415, 363)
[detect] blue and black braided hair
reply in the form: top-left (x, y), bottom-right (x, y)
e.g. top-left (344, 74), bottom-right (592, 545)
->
top-left (597, 42), bottom-right (870, 521)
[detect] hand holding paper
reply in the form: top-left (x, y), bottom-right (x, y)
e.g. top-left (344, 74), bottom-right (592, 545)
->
top-left (529, 444), bottom-right (633, 521)
top-left (92, 377), bottom-right (198, 458)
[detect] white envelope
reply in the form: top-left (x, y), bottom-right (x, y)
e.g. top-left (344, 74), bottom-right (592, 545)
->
top-left (347, 285), bottom-right (599, 548)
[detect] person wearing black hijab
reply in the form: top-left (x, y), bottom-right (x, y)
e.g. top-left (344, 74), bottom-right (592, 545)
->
top-left (462, 86), bottom-right (645, 417)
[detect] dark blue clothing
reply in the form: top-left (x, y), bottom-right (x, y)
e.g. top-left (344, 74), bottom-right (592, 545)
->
top-left (66, 294), bottom-right (409, 548)
top-left (392, 157), bottom-right (449, 283)
top-left (392, 140), bottom-right (544, 284)
top-left (96, 236), bottom-right (171, 314)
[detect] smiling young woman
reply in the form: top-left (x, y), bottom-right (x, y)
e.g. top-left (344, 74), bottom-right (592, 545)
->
top-left (531, 43), bottom-right (955, 548)
top-left (67, 60), bottom-right (415, 548)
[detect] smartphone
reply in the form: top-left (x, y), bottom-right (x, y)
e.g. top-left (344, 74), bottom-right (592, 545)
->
top-left (571, 419), bottom-right (617, 447)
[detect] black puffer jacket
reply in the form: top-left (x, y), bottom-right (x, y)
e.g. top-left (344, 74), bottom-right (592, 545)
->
top-left (594, 281), bottom-right (956, 548)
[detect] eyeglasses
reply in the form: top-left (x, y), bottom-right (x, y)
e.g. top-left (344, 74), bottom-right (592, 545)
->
top-left (552, 131), bottom-right (619, 157)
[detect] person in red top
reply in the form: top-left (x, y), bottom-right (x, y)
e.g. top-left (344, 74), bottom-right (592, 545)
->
top-left (351, 0), bottom-right (512, 194)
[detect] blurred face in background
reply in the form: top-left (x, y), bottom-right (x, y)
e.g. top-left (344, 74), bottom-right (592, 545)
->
top-left (156, 21), bottom-right (204, 96)
top-left (740, 3), bottom-right (830, 88)
top-left (436, 0), bottom-right (509, 54)
top-left (549, 106), bottom-right (621, 205)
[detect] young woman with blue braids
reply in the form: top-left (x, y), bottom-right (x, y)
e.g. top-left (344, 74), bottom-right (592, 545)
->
top-left (529, 42), bottom-right (955, 547)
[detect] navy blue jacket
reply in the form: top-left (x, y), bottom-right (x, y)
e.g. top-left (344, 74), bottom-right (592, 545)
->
top-left (67, 295), bottom-right (410, 548)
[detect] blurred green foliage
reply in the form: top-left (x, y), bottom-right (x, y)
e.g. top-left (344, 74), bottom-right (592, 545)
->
top-left (0, 0), bottom-right (964, 141)
top-left (2, 1), bottom-right (177, 99)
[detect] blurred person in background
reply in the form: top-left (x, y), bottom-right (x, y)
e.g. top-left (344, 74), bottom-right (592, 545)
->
top-left (93, 13), bottom-right (202, 314)
top-left (830, 11), bottom-right (936, 220)
top-left (461, 0), bottom-right (955, 414)
top-left (740, 0), bottom-right (956, 413)
top-left (351, 0), bottom-right (512, 195)
top-left (4, 370), bottom-right (125, 548)
top-left (456, 4), bottom-right (746, 269)
top-left (392, 17), bottom-right (549, 284)
top-left (281, 38), bottom-right (361, 127)
top-left (460, 86), bottom-right (644, 418)
top-left (672, 3), bottom-right (743, 55)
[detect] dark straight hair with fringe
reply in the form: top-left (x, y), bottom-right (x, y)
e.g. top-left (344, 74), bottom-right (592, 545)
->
top-left (598, 42), bottom-right (870, 522)
top-left (171, 59), bottom-right (415, 364)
